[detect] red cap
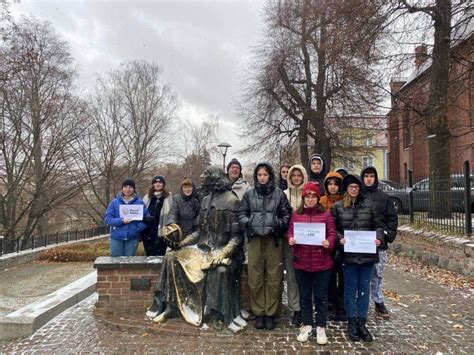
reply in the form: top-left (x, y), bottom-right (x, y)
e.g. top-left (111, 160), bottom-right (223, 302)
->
top-left (301, 182), bottom-right (321, 200)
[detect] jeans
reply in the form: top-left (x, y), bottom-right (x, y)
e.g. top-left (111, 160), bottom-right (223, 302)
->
top-left (295, 269), bottom-right (331, 327)
top-left (370, 250), bottom-right (388, 303)
top-left (342, 263), bottom-right (374, 318)
top-left (110, 238), bottom-right (139, 257)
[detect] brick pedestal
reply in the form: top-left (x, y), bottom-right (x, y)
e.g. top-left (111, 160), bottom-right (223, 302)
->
top-left (94, 256), bottom-right (250, 315)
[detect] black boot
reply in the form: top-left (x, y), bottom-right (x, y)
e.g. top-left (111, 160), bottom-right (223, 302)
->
top-left (291, 311), bottom-right (302, 327)
top-left (347, 317), bottom-right (360, 341)
top-left (265, 315), bottom-right (276, 330)
top-left (357, 317), bottom-right (374, 342)
top-left (255, 315), bottom-right (265, 329)
top-left (375, 302), bottom-right (390, 319)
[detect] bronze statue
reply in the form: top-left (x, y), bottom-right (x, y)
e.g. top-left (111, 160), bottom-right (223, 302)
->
top-left (146, 166), bottom-right (246, 333)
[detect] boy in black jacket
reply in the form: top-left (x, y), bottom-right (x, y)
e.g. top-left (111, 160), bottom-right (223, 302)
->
top-left (361, 166), bottom-right (398, 318)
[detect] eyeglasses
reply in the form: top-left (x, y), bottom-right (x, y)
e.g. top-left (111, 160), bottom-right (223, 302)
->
top-left (347, 185), bottom-right (360, 190)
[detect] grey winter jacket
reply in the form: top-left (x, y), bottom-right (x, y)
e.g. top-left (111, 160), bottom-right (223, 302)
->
top-left (231, 177), bottom-right (250, 200)
top-left (168, 188), bottom-right (200, 236)
top-left (238, 162), bottom-right (292, 241)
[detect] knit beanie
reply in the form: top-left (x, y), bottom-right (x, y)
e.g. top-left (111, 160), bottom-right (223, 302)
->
top-left (301, 182), bottom-right (321, 200)
top-left (151, 175), bottom-right (166, 185)
top-left (226, 158), bottom-right (242, 173)
top-left (122, 178), bottom-right (136, 191)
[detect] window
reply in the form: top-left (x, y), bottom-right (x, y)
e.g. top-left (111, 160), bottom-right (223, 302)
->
top-left (345, 136), bottom-right (353, 147)
top-left (362, 156), bottom-right (374, 168)
top-left (343, 159), bottom-right (355, 171)
top-left (403, 109), bottom-right (410, 149)
top-left (364, 136), bottom-right (373, 147)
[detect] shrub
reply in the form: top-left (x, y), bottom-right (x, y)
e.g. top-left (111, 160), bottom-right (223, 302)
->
top-left (38, 240), bottom-right (146, 262)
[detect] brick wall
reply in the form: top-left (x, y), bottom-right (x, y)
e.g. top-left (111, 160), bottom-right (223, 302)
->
top-left (94, 256), bottom-right (250, 314)
top-left (391, 226), bottom-right (474, 277)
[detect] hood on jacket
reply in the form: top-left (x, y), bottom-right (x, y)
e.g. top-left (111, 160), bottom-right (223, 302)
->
top-left (308, 154), bottom-right (327, 180)
top-left (253, 162), bottom-right (275, 195)
top-left (323, 171), bottom-right (343, 194)
top-left (287, 164), bottom-right (309, 189)
top-left (180, 177), bottom-right (197, 200)
top-left (360, 166), bottom-right (379, 192)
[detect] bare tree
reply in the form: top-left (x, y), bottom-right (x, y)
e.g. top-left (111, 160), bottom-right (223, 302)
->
top-left (388, 0), bottom-right (472, 217)
top-left (240, 0), bottom-right (388, 171)
top-left (0, 16), bottom-right (87, 239)
top-left (74, 60), bottom-right (179, 224)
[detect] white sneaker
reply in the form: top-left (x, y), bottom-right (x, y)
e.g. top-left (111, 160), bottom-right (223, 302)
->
top-left (316, 326), bottom-right (328, 345)
top-left (297, 325), bottom-right (312, 342)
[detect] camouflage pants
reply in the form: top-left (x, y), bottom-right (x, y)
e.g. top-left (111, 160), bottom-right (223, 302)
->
top-left (370, 250), bottom-right (388, 304)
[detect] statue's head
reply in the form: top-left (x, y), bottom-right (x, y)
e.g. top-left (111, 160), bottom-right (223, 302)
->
top-left (201, 166), bottom-right (230, 192)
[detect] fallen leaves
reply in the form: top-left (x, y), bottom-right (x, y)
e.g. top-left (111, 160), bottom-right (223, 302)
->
top-left (383, 290), bottom-right (401, 302)
top-left (390, 254), bottom-right (471, 291)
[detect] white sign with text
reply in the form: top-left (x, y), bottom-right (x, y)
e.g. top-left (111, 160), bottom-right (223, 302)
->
top-left (119, 204), bottom-right (143, 221)
top-left (343, 230), bottom-right (376, 254)
top-left (294, 223), bottom-right (326, 246)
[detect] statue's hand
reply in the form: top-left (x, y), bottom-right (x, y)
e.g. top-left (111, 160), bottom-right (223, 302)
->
top-left (210, 254), bottom-right (224, 267)
top-left (167, 240), bottom-right (181, 250)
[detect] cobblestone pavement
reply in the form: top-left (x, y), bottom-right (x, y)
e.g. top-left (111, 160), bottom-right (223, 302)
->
top-left (1, 259), bottom-right (473, 354)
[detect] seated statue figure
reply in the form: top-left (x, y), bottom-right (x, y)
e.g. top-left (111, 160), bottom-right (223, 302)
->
top-left (146, 166), bottom-right (246, 332)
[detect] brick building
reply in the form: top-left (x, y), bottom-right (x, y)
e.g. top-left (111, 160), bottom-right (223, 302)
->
top-left (387, 27), bottom-right (473, 183)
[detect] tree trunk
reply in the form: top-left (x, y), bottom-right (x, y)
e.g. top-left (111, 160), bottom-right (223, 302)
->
top-left (299, 116), bottom-right (310, 172)
top-left (427, 0), bottom-right (452, 218)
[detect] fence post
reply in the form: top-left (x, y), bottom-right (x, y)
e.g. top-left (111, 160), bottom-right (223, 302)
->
top-left (408, 170), bottom-right (414, 224)
top-left (56, 232), bottom-right (59, 244)
top-left (0, 236), bottom-right (4, 256)
top-left (464, 161), bottom-right (472, 236)
top-left (66, 230), bottom-right (69, 243)
top-left (32, 235), bottom-right (35, 250)
top-left (16, 237), bottom-right (20, 253)
top-left (45, 233), bottom-right (48, 248)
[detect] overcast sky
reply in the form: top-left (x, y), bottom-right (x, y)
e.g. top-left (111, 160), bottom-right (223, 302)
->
top-left (11, 0), bottom-right (266, 165)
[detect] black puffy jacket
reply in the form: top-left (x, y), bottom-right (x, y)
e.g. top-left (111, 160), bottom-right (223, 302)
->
top-left (331, 196), bottom-right (385, 265)
top-left (238, 162), bottom-right (292, 242)
top-left (360, 166), bottom-right (398, 249)
top-left (168, 185), bottom-right (200, 236)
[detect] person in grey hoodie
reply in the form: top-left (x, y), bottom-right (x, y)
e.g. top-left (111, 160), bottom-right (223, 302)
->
top-left (226, 158), bottom-right (250, 200)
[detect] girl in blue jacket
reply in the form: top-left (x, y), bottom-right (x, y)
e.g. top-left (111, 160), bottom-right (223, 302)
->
top-left (105, 178), bottom-right (149, 256)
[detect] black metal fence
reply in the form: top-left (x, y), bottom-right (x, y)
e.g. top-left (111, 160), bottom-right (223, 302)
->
top-left (383, 160), bottom-right (472, 235)
top-left (0, 225), bottom-right (109, 257)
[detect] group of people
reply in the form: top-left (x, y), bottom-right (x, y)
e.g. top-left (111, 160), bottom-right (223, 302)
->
top-left (104, 154), bottom-right (398, 344)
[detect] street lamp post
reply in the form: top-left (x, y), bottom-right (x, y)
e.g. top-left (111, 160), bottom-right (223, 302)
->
top-left (217, 142), bottom-right (232, 171)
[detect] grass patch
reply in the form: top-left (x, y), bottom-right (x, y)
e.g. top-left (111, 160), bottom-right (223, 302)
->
top-left (38, 240), bottom-right (146, 262)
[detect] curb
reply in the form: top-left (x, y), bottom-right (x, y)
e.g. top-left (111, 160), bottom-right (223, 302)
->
top-left (0, 271), bottom-right (97, 341)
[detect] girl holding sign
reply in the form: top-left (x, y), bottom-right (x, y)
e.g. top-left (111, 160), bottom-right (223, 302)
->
top-left (105, 178), bottom-right (149, 257)
top-left (330, 174), bottom-right (384, 342)
top-left (287, 182), bottom-right (336, 344)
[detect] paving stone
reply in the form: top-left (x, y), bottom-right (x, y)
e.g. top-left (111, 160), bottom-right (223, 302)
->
top-left (1, 260), bottom-right (473, 353)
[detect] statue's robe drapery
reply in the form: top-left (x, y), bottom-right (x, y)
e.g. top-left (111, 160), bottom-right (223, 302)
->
top-left (153, 188), bottom-right (243, 327)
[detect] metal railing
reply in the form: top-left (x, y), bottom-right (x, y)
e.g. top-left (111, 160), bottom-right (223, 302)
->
top-left (388, 160), bottom-right (472, 236)
top-left (0, 225), bottom-right (109, 257)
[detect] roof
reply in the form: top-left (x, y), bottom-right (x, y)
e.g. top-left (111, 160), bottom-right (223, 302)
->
top-left (399, 11), bottom-right (473, 91)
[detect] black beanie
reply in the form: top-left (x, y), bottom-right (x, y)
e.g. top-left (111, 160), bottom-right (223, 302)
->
top-left (151, 175), bottom-right (166, 185)
top-left (226, 158), bottom-right (242, 173)
top-left (122, 178), bottom-right (136, 191)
